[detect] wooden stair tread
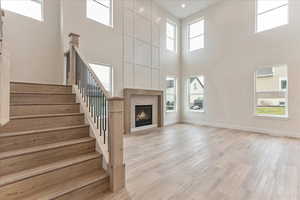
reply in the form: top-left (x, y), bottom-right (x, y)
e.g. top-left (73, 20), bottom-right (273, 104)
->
top-left (0, 124), bottom-right (89, 138)
top-left (11, 103), bottom-right (79, 106)
top-left (3, 82), bottom-right (110, 199)
top-left (0, 153), bottom-right (101, 187)
top-left (0, 137), bottom-right (95, 160)
top-left (11, 92), bottom-right (75, 95)
top-left (10, 113), bottom-right (83, 120)
top-left (11, 81), bottom-right (72, 87)
top-left (23, 170), bottom-right (108, 200)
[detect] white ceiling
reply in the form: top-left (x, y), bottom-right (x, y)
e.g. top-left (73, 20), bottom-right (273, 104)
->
top-left (153, 0), bottom-right (222, 19)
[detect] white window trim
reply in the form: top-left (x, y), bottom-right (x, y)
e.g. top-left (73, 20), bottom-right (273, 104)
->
top-left (187, 76), bottom-right (205, 113)
top-left (41, 0), bottom-right (44, 21)
top-left (255, 0), bottom-right (289, 33)
top-left (253, 66), bottom-right (289, 119)
top-left (166, 19), bottom-right (177, 53)
top-left (86, 0), bottom-right (114, 28)
top-left (2, 0), bottom-right (44, 21)
top-left (166, 76), bottom-right (177, 113)
top-left (188, 18), bottom-right (205, 52)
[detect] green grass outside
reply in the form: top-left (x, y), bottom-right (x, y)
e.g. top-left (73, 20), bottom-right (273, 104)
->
top-left (256, 107), bottom-right (285, 116)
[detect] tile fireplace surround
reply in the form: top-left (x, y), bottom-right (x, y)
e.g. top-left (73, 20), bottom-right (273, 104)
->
top-left (124, 88), bottom-right (164, 134)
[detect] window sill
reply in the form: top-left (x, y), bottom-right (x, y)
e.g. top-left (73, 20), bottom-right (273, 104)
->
top-left (254, 114), bottom-right (289, 120)
top-left (255, 23), bottom-right (288, 34)
top-left (166, 110), bottom-right (177, 113)
top-left (166, 49), bottom-right (177, 54)
top-left (86, 17), bottom-right (113, 29)
top-left (188, 110), bottom-right (205, 113)
top-left (188, 48), bottom-right (204, 53)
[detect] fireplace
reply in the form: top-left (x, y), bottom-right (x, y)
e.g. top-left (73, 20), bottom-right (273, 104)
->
top-left (135, 105), bottom-right (153, 127)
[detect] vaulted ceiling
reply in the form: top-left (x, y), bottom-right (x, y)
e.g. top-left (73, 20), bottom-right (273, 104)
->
top-left (153, 0), bottom-right (222, 19)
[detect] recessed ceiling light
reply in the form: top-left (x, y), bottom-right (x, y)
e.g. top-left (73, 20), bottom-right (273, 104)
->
top-left (181, 3), bottom-right (186, 8)
top-left (139, 7), bottom-right (144, 13)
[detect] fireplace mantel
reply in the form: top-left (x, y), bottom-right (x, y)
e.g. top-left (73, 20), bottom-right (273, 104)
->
top-left (123, 88), bottom-right (164, 134)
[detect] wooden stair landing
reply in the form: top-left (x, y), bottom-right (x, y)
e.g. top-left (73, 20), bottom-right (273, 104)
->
top-left (0, 82), bottom-right (110, 199)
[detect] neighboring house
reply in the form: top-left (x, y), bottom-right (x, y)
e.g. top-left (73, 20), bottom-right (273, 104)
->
top-left (190, 77), bottom-right (204, 94)
top-left (188, 77), bottom-right (204, 111)
top-left (256, 66), bottom-right (287, 107)
top-left (166, 78), bottom-right (176, 111)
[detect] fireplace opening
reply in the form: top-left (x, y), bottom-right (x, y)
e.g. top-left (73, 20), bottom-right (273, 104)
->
top-left (135, 105), bottom-right (153, 128)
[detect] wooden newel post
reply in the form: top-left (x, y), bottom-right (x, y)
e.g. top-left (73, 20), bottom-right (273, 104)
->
top-left (108, 97), bottom-right (126, 192)
top-left (68, 33), bottom-right (80, 85)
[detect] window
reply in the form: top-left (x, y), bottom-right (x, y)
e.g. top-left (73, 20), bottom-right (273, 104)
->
top-left (87, 0), bottom-right (112, 27)
top-left (2, 0), bottom-right (43, 21)
top-left (166, 20), bottom-right (177, 52)
top-left (256, 0), bottom-right (288, 32)
top-left (188, 19), bottom-right (204, 52)
top-left (166, 77), bottom-right (177, 112)
top-left (280, 78), bottom-right (287, 91)
top-left (187, 76), bottom-right (205, 111)
top-left (255, 65), bottom-right (288, 117)
top-left (89, 63), bottom-right (112, 93)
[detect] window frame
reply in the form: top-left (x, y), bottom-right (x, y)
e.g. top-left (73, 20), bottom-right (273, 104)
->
top-left (255, 0), bottom-right (289, 33)
top-left (2, 0), bottom-right (44, 21)
top-left (188, 18), bottom-right (205, 52)
top-left (254, 65), bottom-right (289, 118)
top-left (166, 19), bottom-right (177, 53)
top-left (89, 62), bottom-right (113, 95)
top-left (86, 0), bottom-right (113, 27)
top-left (165, 76), bottom-right (177, 113)
top-left (187, 76), bottom-right (205, 113)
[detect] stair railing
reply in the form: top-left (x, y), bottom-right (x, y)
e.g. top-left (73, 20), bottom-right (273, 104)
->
top-left (0, 7), bottom-right (10, 127)
top-left (66, 33), bottom-right (125, 192)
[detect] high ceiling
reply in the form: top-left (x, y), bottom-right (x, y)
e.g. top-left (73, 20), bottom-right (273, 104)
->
top-left (153, 0), bottom-right (222, 19)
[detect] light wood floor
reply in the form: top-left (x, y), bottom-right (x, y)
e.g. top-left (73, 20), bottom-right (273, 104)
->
top-left (98, 124), bottom-right (300, 200)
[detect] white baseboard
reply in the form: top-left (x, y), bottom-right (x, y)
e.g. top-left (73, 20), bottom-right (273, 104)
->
top-left (164, 121), bottom-right (179, 127)
top-left (182, 120), bottom-right (300, 139)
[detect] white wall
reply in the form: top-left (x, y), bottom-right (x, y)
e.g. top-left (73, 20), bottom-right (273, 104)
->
top-left (181, 0), bottom-right (300, 137)
top-left (3, 0), bottom-right (181, 125)
top-left (4, 0), bottom-right (63, 84)
top-left (123, 0), bottom-right (161, 90)
top-left (158, 4), bottom-right (182, 126)
top-left (62, 0), bottom-right (181, 125)
top-left (123, 0), bottom-right (181, 125)
top-left (62, 0), bottom-right (124, 95)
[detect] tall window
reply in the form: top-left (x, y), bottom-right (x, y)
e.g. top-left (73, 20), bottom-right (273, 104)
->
top-left (166, 77), bottom-right (177, 112)
top-left (256, 0), bottom-right (288, 32)
top-left (188, 19), bottom-right (204, 52)
top-left (90, 63), bottom-right (112, 93)
top-left (187, 76), bottom-right (205, 111)
top-left (2, 0), bottom-right (43, 21)
top-left (166, 20), bottom-right (177, 52)
top-left (255, 65), bottom-right (288, 117)
top-left (87, 0), bottom-right (112, 27)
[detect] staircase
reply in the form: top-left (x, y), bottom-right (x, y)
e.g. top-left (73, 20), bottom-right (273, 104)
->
top-left (0, 82), bottom-right (110, 199)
